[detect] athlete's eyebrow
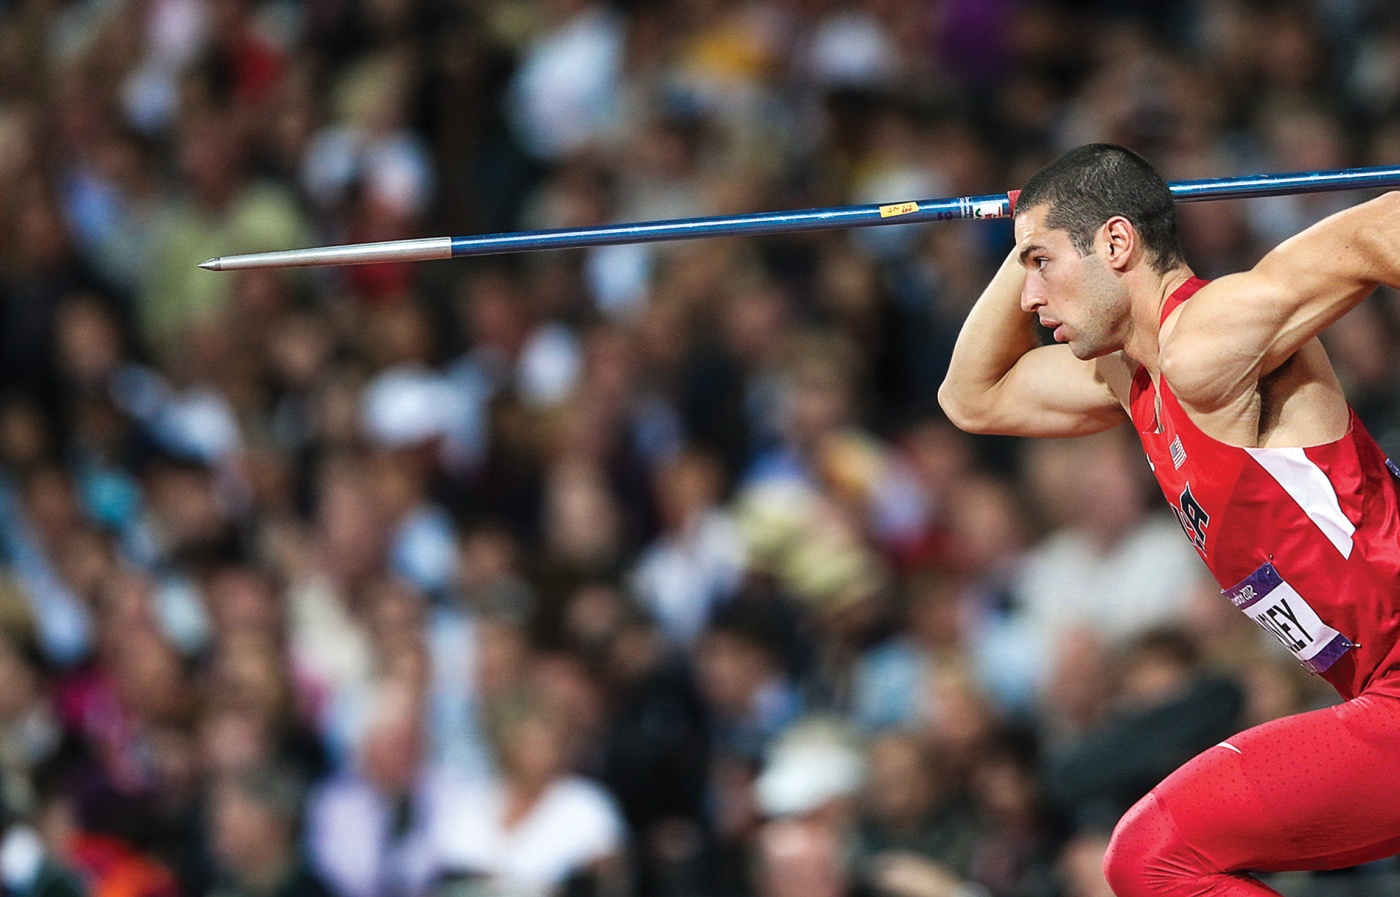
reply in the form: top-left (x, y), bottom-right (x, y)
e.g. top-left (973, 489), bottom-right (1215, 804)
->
top-left (1018, 243), bottom-right (1046, 265)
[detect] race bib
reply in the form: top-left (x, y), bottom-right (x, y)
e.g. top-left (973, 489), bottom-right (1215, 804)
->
top-left (1224, 562), bottom-right (1355, 673)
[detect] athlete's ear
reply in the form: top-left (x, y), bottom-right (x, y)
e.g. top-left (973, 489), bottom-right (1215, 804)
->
top-left (1101, 216), bottom-right (1135, 271)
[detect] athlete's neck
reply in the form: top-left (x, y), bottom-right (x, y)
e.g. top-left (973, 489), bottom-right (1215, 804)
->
top-left (1123, 265), bottom-right (1195, 370)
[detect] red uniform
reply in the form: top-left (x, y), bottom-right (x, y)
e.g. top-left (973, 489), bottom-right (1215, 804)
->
top-left (1131, 276), bottom-right (1400, 698)
top-left (1103, 277), bottom-right (1400, 895)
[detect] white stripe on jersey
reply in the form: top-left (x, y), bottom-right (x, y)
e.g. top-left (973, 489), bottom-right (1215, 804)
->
top-left (1246, 447), bottom-right (1356, 558)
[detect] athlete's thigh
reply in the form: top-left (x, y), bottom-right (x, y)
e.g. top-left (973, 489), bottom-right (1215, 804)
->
top-left (1149, 691), bottom-right (1400, 874)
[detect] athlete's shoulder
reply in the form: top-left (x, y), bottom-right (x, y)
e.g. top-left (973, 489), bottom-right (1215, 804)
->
top-left (1159, 270), bottom-right (1289, 411)
top-left (1166, 272), bottom-right (1282, 332)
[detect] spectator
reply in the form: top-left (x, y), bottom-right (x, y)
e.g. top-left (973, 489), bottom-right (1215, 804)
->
top-left (435, 687), bottom-right (627, 896)
top-left (849, 573), bottom-right (959, 733)
top-left (631, 447), bottom-right (746, 649)
top-left (752, 719), bottom-right (865, 894)
top-left (595, 608), bottom-right (711, 895)
top-left (305, 676), bottom-right (468, 897)
top-left (693, 597), bottom-right (803, 768)
top-left (282, 454), bottom-right (383, 731)
top-left (964, 729), bottom-right (1063, 897)
top-left (0, 630), bottom-right (66, 821)
top-left (1042, 626), bottom-right (1245, 830)
top-left (1056, 828), bottom-right (1116, 897)
top-left (754, 818), bottom-right (849, 897)
top-left (203, 765), bottom-right (330, 897)
top-left (2, 467), bottom-right (98, 668)
top-left (1011, 429), bottom-right (1211, 693)
top-left (139, 108), bottom-right (307, 357)
top-left (505, 0), bottom-right (626, 163)
top-left (852, 730), bottom-right (985, 897)
top-left (0, 814), bottom-right (86, 897)
top-left (425, 527), bottom-right (537, 778)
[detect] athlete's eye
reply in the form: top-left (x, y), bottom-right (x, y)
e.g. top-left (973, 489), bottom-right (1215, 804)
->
top-left (1035, 257), bottom-right (1049, 271)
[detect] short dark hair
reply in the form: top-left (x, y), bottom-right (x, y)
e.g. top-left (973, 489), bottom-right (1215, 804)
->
top-left (1016, 144), bottom-right (1185, 274)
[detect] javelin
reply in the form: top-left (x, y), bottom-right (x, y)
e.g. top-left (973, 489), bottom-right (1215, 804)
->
top-left (200, 164), bottom-right (1400, 272)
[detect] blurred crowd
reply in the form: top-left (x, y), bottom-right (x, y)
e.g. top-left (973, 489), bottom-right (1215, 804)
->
top-left (5, 0), bottom-right (1400, 895)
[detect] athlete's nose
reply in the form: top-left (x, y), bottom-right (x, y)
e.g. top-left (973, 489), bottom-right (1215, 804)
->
top-left (1020, 282), bottom-right (1044, 314)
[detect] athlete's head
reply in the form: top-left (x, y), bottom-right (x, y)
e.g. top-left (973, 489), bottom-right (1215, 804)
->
top-left (1016, 143), bottom-right (1184, 275)
top-left (1013, 144), bottom-right (1184, 359)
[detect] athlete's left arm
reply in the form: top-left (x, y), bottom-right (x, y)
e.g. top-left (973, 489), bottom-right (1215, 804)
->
top-left (1161, 191), bottom-right (1400, 407)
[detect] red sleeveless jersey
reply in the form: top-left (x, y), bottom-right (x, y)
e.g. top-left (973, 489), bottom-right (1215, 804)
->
top-left (1128, 277), bottom-right (1400, 699)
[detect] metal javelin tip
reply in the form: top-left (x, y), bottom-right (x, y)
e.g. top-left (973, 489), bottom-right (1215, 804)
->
top-left (200, 237), bottom-right (455, 271)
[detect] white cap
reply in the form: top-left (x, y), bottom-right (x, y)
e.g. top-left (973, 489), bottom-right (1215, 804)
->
top-left (755, 722), bottom-right (866, 817)
top-left (362, 367), bottom-right (456, 447)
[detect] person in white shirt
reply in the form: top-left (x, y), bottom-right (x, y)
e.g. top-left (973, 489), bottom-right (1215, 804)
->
top-left (434, 689), bottom-right (626, 896)
top-left (305, 676), bottom-right (473, 897)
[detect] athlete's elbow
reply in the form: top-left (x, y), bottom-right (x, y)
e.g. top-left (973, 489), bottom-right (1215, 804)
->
top-left (937, 380), bottom-right (997, 434)
top-left (1360, 191), bottom-right (1400, 276)
top-left (1370, 189), bottom-right (1400, 216)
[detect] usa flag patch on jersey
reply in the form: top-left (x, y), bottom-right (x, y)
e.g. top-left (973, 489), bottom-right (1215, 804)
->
top-left (1170, 436), bottom-right (1187, 469)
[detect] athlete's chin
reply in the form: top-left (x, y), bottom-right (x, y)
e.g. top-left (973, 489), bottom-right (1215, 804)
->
top-left (1068, 341), bottom-right (1106, 360)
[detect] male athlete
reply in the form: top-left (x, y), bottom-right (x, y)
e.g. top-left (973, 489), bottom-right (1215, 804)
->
top-left (939, 143), bottom-right (1400, 896)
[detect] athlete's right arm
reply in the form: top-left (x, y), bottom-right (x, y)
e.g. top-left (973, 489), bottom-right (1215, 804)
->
top-left (938, 246), bottom-right (1127, 437)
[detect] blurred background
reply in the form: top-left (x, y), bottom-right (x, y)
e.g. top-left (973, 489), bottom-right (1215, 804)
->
top-left (3, 0), bottom-right (1400, 895)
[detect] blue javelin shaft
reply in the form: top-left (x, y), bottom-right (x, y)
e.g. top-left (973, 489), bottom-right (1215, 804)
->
top-left (199, 164), bottom-right (1400, 271)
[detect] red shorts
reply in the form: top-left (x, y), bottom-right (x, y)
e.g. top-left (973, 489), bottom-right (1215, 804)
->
top-left (1103, 682), bottom-right (1400, 895)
